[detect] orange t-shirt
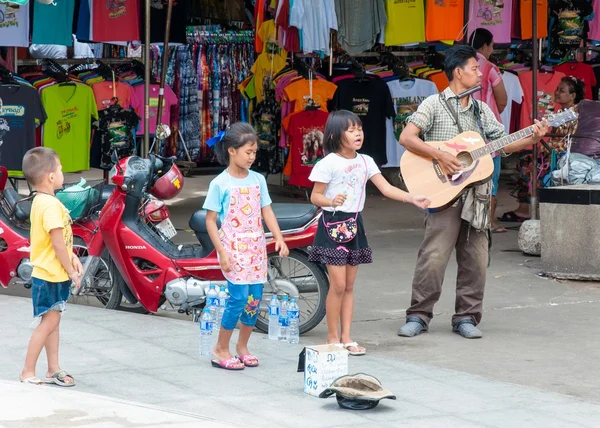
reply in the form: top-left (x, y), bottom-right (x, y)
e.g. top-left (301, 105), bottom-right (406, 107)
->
top-left (520, 0), bottom-right (548, 40)
top-left (429, 72), bottom-right (449, 92)
top-left (91, 81), bottom-right (134, 110)
top-left (284, 78), bottom-right (337, 113)
top-left (425, 0), bottom-right (465, 42)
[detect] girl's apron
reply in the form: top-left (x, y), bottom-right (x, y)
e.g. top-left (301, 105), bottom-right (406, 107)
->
top-left (218, 173), bottom-right (268, 285)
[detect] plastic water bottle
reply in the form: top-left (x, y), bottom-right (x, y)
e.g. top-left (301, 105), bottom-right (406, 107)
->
top-left (287, 298), bottom-right (300, 344)
top-left (199, 308), bottom-right (213, 356)
top-left (206, 285), bottom-right (219, 321)
top-left (217, 286), bottom-right (228, 325)
top-left (268, 294), bottom-right (280, 340)
top-left (278, 295), bottom-right (289, 341)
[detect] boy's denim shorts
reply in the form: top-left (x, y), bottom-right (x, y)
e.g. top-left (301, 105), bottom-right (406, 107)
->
top-left (31, 277), bottom-right (71, 318)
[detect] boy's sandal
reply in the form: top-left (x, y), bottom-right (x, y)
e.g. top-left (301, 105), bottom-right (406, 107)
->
top-left (45, 370), bottom-right (76, 387)
top-left (20, 376), bottom-right (44, 385)
top-left (343, 342), bottom-right (366, 356)
top-left (211, 357), bottom-right (245, 370)
top-left (237, 354), bottom-right (259, 367)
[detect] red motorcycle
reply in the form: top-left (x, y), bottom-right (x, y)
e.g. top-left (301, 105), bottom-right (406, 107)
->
top-left (0, 167), bottom-right (125, 310)
top-left (75, 154), bottom-right (329, 334)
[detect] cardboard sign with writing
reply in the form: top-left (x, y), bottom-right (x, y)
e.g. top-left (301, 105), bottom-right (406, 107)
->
top-left (301, 344), bottom-right (349, 397)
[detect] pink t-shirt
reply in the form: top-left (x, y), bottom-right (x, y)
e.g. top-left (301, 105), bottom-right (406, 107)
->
top-left (131, 84), bottom-right (178, 135)
top-left (589, 0), bottom-right (600, 41)
top-left (473, 53), bottom-right (503, 121)
top-left (468, 0), bottom-right (513, 44)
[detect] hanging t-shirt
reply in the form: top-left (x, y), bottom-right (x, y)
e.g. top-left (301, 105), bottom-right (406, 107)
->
top-left (473, 53), bottom-right (503, 121)
top-left (555, 62), bottom-right (597, 100)
top-left (284, 78), bottom-right (337, 113)
top-left (520, 0), bottom-right (548, 39)
top-left (334, 0), bottom-right (385, 54)
top-left (41, 83), bottom-right (99, 172)
top-left (467, 0), bottom-right (513, 44)
top-left (148, 0), bottom-right (187, 44)
top-left (499, 71), bottom-right (524, 133)
top-left (518, 70), bottom-right (565, 131)
top-left (0, 84), bottom-right (47, 171)
top-left (383, 78), bottom-right (438, 168)
top-left (0, 4), bottom-right (29, 47)
top-left (76, 0), bottom-right (92, 41)
top-left (258, 19), bottom-right (277, 51)
top-left (589, 0), bottom-right (600, 41)
top-left (425, 0), bottom-right (465, 42)
top-left (91, 107), bottom-right (139, 169)
top-left (308, 153), bottom-right (381, 213)
top-left (91, 81), bottom-right (135, 111)
top-left (331, 78), bottom-right (395, 166)
top-left (131, 84), bottom-right (178, 135)
top-left (383, 0), bottom-right (425, 45)
top-left (93, 0), bottom-right (140, 42)
top-left (292, 0), bottom-right (338, 55)
top-left (282, 109), bottom-right (329, 188)
top-left (547, 0), bottom-right (593, 60)
top-left (32, 0), bottom-right (75, 46)
top-left (251, 50), bottom-right (288, 103)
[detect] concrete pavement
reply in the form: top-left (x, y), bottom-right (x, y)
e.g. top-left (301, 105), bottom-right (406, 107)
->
top-left (3, 170), bottom-right (600, 426)
top-left (2, 295), bottom-right (600, 428)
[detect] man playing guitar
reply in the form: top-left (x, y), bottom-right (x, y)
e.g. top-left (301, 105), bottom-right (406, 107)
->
top-left (397, 45), bottom-right (548, 339)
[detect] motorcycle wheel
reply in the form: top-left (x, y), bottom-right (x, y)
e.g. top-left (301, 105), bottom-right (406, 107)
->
top-left (72, 237), bottom-right (124, 310)
top-left (255, 249), bottom-right (328, 335)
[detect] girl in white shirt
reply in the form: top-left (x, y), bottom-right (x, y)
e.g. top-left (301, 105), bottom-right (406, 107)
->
top-left (309, 110), bottom-right (430, 356)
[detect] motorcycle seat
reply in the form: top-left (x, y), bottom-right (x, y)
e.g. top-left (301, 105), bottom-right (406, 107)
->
top-left (188, 203), bottom-right (318, 234)
top-left (265, 203), bottom-right (318, 233)
top-left (3, 188), bottom-right (32, 222)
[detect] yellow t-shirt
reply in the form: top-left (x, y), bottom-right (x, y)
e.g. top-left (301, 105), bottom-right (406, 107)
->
top-left (384, 0), bottom-right (425, 45)
top-left (251, 50), bottom-right (288, 103)
top-left (258, 19), bottom-right (277, 52)
top-left (30, 193), bottom-right (73, 283)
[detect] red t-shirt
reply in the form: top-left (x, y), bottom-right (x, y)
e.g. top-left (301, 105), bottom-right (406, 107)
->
top-left (93, 0), bottom-right (140, 42)
top-left (283, 109), bottom-right (329, 188)
top-left (554, 62), bottom-right (597, 100)
top-left (519, 70), bottom-right (565, 147)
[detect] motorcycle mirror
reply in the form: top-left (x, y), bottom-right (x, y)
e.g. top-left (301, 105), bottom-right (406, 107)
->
top-left (112, 151), bottom-right (122, 173)
top-left (155, 124), bottom-right (171, 140)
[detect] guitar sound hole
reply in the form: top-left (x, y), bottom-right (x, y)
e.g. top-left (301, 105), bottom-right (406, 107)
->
top-left (456, 151), bottom-right (474, 168)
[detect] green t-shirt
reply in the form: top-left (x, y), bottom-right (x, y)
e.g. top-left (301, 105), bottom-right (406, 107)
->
top-left (41, 84), bottom-right (99, 172)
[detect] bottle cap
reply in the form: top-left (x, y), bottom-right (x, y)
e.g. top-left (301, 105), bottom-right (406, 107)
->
top-left (209, 284), bottom-right (216, 289)
top-left (203, 307), bottom-right (210, 312)
top-left (282, 295), bottom-right (289, 300)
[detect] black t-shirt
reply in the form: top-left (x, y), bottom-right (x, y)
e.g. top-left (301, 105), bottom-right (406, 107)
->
top-left (0, 84), bottom-right (47, 171)
top-left (148, 0), bottom-right (188, 44)
top-left (331, 77), bottom-right (395, 166)
top-left (91, 107), bottom-right (140, 169)
top-left (547, 0), bottom-right (593, 60)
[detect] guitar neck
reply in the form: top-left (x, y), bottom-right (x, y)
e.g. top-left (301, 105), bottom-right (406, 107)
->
top-left (471, 125), bottom-right (535, 159)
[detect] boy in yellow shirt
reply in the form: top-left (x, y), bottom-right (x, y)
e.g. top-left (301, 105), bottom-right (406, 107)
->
top-left (19, 147), bottom-right (82, 387)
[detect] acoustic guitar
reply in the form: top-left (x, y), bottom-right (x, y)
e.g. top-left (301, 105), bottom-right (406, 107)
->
top-left (400, 109), bottom-right (578, 212)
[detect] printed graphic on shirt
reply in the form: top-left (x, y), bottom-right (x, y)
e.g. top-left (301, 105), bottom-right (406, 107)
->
top-left (392, 95), bottom-right (428, 139)
top-left (537, 91), bottom-right (556, 119)
top-left (557, 10), bottom-right (584, 45)
top-left (56, 107), bottom-right (78, 139)
top-left (0, 4), bottom-right (19, 27)
top-left (107, 0), bottom-right (129, 17)
top-left (341, 162), bottom-right (367, 207)
top-left (299, 126), bottom-right (324, 165)
top-left (352, 98), bottom-right (370, 116)
top-left (475, 0), bottom-right (505, 23)
top-left (0, 118), bottom-right (9, 147)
